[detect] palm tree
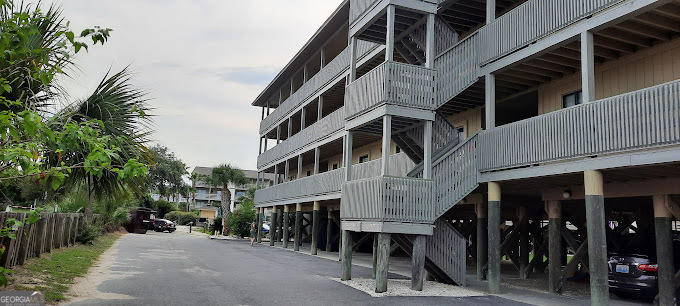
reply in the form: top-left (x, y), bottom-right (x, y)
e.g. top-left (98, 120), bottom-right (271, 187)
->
top-left (203, 164), bottom-right (247, 235)
top-left (1, 1), bottom-right (150, 203)
top-left (47, 68), bottom-right (153, 203)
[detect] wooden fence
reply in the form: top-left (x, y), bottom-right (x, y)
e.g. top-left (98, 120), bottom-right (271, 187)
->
top-left (0, 213), bottom-right (85, 268)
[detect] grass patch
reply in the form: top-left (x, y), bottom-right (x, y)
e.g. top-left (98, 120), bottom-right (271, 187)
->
top-left (5, 232), bottom-right (122, 303)
top-left (194, 227), bottom-right (209, 234)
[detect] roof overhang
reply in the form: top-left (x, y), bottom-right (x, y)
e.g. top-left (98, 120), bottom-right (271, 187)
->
top-left (251, 0), bottom-right (349, 107)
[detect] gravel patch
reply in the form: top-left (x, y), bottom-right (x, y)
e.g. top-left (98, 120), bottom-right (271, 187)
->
top-left (331, 277), bottom-right (487, 297)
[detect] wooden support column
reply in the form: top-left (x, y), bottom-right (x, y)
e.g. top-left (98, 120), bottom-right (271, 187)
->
top-left (547, 200), bottom-right (562, 293)
top-left (485, 74), bottom-right (496, 129)
top-left (297, 155), bottom-right (303, 179)
top-left (288, 117), bottom-right (293, 139)
top-left (581, 31), bottom-right (595, 103)
top-left (653, 195), bottom-right (675, 305)
top-left (301, 107), bottom-right (306, 129)
top-left (372, 234), bottom-right (378, 279)
top-left (311, 201), bottom-right (320, 255)
top-left (477, 201), bottom-right (488, 281)
top-left (294, 203), bottom-right (302, 251)
top-left (425, 13), bottom-right (435, 68)
top-left (344, 132), bottom-right (353, 181)
top-left (487, 182), bottom-right (501, 294)
top-left (277, 207), bottom-right (284, 242)
top-left (314, 147), bottom-right (320, 175)
top-left (276, 125), bottom-right (281, 144)
top-left (381, 115), bottom-right (391, 176)
top-left (326, 208), bottom-right (333, 252)
top-left (341, 230), bottom-right (353, 281)
top-left (519, 206), bottom-right (529, 279)
top-left (349, 37), bottom-right (358, 82)
top-left (385, 5), bottom-right (395, 62)
top-left (423, 120), bottom-right (432, 179)
top-left (257, 208), bottom-right (263, 243)
top-left (283, 205), bottom-right (290, 248)
top-left (375, 233), bottom-right (391, 293)
top-left (412, 235), bottom-right (426, 291)
top-left (269, 206), bottom-right (277, 246)
top-left (584, 170), bottom-right (608, 305)
top-left (486, 0), bottom-right (496, 24)
top-left (284, 160), bottom-right (290, 182)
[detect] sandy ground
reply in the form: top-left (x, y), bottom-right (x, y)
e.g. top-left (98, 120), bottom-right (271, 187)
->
top-left (332, 278), bottom-right (487, 298)
top-left (66, 235), bottom-right (137, 303)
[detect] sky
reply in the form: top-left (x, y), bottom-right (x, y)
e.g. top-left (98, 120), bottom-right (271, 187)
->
top-left (49, 0), bottom-right (345, 173)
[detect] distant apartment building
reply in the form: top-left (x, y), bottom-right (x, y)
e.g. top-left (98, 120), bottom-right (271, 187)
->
top-left (191, 167), bottom-right (274, 211)
top-left (249, 0), bottom-right (680, 303)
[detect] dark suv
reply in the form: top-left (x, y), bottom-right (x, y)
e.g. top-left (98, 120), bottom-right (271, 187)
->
top-left (148, 219), bottom-right (176, 233)
top-left (608, 232), bottom-right (680, 300)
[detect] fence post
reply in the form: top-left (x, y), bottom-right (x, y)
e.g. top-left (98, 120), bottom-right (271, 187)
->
top-left (45, 214), bottom-right (54, 253)
top-left (17, 213), bottom-right (30, 266)
top-left (34, 215), bottom-right (46, 257)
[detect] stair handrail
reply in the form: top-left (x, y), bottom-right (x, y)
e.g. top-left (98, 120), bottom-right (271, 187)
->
top-left (408, 131), bottom-right (480, 178)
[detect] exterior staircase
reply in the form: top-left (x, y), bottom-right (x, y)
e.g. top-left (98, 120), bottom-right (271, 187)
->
top-left (392, 111), bottom-right (460, 164)
top-left (391, 112), bottom-right (481, 286)
top-left (394, 16), bottom-right (458, 66)
top-left (392, 218), bottom-right (467, 285)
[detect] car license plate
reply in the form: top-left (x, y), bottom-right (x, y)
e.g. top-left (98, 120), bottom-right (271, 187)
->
top-left (615, 265), bottom-right (629, 273)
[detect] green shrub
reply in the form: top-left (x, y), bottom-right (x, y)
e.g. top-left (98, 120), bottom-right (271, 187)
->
top-left (164, 211), bottom-right (197, 225)
top-left (153, 200), bottom-right (177, 218)
top-left (227, 202), bottom-right (256, 238)
top-left (77, 221), bottom-right (102, 245)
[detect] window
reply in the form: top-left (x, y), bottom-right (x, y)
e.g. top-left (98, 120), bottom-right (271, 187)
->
top-left (359, 154), bottom-right (369, 163)
top-left (306, 170), bottom-right (311, 176)
top-left (563, 91), bottom-right (582, 108)
top-left (332, 163), bottom-right (338, 170)
top-left (396, 146), bottom-right (401, 153)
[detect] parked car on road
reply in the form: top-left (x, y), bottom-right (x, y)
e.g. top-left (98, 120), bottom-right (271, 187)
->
top-left (608, 233), bottom-right (680, 300)
top-left (148, 219), bottom-right (176, 233)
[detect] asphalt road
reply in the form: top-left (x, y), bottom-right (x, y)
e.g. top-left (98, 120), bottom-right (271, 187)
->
top-left (66, 230), bottom-right (528, 306)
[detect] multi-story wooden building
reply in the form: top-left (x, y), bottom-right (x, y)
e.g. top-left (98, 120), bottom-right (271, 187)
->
top-left (252, 0), bottom-right (680, 303)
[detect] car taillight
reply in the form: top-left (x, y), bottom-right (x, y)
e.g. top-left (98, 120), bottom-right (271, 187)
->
top-left (638, 264), bottom-right (658, 272)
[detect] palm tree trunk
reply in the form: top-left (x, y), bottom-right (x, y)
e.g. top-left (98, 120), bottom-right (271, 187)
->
top-left (221, 186), bottom-right (232, 235)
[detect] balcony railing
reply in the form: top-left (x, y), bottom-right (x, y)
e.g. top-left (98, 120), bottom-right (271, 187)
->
top-left (341, 176), bottom-right (435, 223)
top-left (260, 41), bottom-right (378, 135)
top-left (254, 153), bottom-right (415, 205)
top-left (478, 79), bottom-right (680, 172)
top-left (479, 0), bottom-right (624, 65)
top-left (257, 107), bottom-right (345, 168)
top-left (345, 61), bottom-right (436, 119)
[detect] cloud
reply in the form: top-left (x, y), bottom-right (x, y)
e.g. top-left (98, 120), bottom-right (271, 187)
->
top-left (40, 0), bottom-right (345, 172)
top-left (214, 67), bottom-right (279, 86)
